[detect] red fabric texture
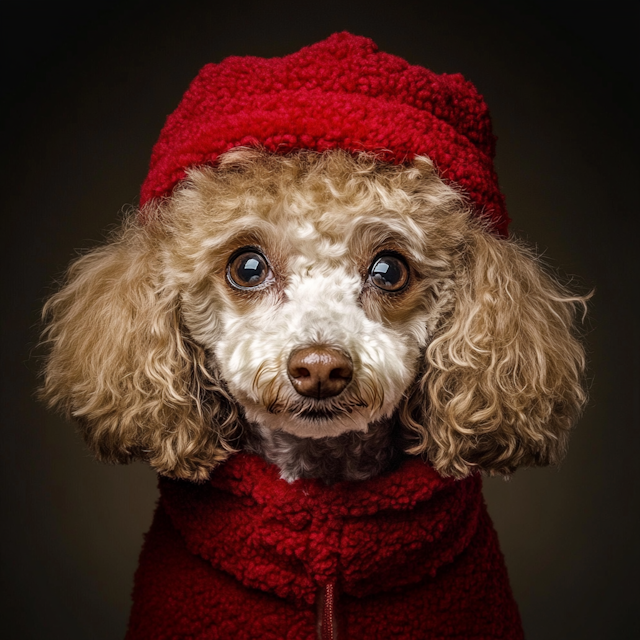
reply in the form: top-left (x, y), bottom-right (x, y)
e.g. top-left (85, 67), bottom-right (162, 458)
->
top-left (140, 32), bottom-right (509, 235)
top-left (126, 453), bottom-right (523, 639)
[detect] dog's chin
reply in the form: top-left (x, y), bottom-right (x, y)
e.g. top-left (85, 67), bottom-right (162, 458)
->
top-left (243, 404), bottom-right (371, 439)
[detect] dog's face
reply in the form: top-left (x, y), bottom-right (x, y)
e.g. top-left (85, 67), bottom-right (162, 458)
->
top-left (175, 152), bottom-right (456, 442)
top-left (41, 149), bottom-right (587, 481)
top-left (206, 240), bottom-right (418, 439)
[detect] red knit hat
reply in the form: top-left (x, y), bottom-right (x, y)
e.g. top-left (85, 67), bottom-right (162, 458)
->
top-left (141, 32), bottom-right (509, 235)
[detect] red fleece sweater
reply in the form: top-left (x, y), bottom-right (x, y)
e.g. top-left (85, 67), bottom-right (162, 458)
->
top-left (126, 453), bottom-right (523, 639)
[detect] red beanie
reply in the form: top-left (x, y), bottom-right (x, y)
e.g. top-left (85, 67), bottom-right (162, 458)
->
top-left (141, 32), bottom-right (509, 235)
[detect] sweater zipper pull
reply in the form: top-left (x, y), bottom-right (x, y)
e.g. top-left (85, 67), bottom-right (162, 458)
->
top-left (317, 581), bottom-right (338, 640)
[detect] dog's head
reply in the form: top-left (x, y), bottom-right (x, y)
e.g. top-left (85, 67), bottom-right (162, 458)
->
top-left (41, 148), bottom-right (587, 481)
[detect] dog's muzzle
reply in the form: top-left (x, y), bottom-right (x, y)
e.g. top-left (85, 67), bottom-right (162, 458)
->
top-left (287, 346), bottom-right (353, 400)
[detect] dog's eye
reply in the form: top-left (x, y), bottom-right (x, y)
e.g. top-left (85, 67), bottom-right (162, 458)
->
top-left (369, 254), bottom-right (409, 292)
top-left (227, 251), bottom-right (272, 289)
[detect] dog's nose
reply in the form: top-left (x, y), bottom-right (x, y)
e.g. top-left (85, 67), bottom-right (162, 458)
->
top-left (287, 347), bottom-right (353, 399)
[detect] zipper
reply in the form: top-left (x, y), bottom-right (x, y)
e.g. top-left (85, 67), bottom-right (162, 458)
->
top-left (317, 581), bottom-right (338, 640)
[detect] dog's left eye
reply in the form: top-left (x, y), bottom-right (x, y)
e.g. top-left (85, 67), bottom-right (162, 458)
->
top-left (227, 250), bottom-right (272, 289)
top-left (369, 254), bottom-right (409, 292)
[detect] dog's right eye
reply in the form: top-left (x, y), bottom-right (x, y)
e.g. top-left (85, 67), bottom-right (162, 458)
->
top-left (227, 251), bottom-right (272, 289)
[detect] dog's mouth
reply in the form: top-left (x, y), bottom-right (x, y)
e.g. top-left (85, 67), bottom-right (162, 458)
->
top-left (248, 387), bottom-right (374, 438)
top-left (251, 370), bottom-right (378, 437)
top-left (296, 407), bottom-right (342, 422)
top-left (276, 396), bottom-right (368, 423)
top-left (287, 398), bottom-right (367, 424)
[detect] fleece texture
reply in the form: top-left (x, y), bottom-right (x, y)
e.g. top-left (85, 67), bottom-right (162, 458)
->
top-left (140, 32), bottom-right (509, 235)
top-left (126, 453), bottom-right (523, 639)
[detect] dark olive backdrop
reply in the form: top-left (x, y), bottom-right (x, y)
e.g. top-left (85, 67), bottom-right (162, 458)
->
top-left (2, 1), bottom-right (638, 638)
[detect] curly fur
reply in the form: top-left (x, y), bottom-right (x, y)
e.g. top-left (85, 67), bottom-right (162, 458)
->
top-left (41, 148), bottom-right (587, 483)
top-left (401, 231), bottom-right (587, 478)
top-left (40, 219), bottom-right (239, 481)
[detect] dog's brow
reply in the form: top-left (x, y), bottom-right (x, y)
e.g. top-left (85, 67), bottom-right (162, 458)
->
top-left (224, 231), bottom-right (266, 251)
top-left (346, 222), bottom-right (416, 262)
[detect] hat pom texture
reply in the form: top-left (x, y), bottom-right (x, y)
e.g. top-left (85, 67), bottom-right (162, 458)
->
top-left (141, 32), bottom-right (509, 235)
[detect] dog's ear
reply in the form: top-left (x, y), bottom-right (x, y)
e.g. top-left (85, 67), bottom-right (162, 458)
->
top-left (403, 224), bottom-right (588, 478)
top-left (40, 219), bottom-right (238, 481)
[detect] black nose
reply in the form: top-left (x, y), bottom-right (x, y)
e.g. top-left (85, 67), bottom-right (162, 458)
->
top-left (287, 347), bottom-right (353, 399)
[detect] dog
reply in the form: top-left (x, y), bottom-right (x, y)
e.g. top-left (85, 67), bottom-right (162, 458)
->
top-left (42, 147), bottom-right (586, 484)
top-left (40, 34), bottom-right (587, 640)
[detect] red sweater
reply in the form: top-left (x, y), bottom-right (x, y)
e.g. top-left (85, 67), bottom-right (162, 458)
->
top-left (126, 453), bottom-right (523, 639)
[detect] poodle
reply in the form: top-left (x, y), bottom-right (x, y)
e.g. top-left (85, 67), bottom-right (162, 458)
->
top-left (39, 33), bottom-right (587, 640)
top-left (41, 148), bottom-right (586, 484)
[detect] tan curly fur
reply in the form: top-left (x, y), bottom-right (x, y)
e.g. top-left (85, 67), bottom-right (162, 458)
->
top-left (41, 218), bottom-right (239, 480)
top-left (41, 148), bottom-right (587, 481)
top-left (401, 228), bottom-right (588, 478)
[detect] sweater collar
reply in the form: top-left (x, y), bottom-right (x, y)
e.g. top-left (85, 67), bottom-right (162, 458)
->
top-left (160, 452), bottom-right (483, 605)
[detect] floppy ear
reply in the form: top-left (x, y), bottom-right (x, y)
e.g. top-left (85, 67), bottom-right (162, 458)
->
top-left (403, 224), bottom-right (588, 478)
top-left (40, 218), bottom-right (238, 481)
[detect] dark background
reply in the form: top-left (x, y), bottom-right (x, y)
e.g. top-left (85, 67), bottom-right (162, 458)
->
top-left (2, 1), bottom-right (638, 638)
